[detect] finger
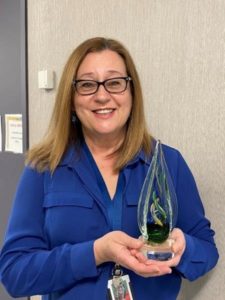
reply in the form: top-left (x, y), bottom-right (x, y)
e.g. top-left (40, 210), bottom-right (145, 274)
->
top-left (122, 253), bottom-right (171, 276)
top-left (172, 241), bottom-right (185, 256)
top-left (170, 229), bottom-right (186, 256)
top-left (170, 228), bottom-right (184, 243)
top-left (129, 248), bottom-right (147, 262)
top-left (145, 257), bottom-right (176, 269)
top-left (172, 242), bottom-right (183, 255)
top-left (136, 264), bottom-right (172, 277)
top-left (159, 253), bottom-right (182, 268)
top-left (130, 249), bottom-right (138, 256)
top-left (134, 251), bottom-right (148, 263)
top-left (120, 251), bottom-right (157, 272)
top-left (121, 232), bottom-right (143, 250)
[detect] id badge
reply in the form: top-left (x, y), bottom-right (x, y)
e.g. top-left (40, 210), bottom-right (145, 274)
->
top-left (107, 264), bottom-right (134, 300)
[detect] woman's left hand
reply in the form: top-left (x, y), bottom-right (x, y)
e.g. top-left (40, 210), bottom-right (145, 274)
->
top-left (131, 228), bottom-right (186, 274)
top-left (169, 227), bottom-right (186, 266)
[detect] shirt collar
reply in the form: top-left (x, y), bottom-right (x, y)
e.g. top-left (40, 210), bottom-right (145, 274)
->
top-left (125, 149), bottom-right (151, 168)
top-left (59, 142), bottom-right (154, 168)
top-left (58, 144), bottom-right (79, 167)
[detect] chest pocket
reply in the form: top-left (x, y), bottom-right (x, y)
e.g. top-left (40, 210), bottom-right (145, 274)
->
top-left (125, 193), bottom-right (139, 206)
top-left (43, 192), bottom-right (104, 246)
top-left (43, 192), bottom-right (94, 208)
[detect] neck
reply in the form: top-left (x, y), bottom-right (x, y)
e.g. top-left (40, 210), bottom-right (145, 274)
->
top-left (83, 131), bottom-right (125, 158)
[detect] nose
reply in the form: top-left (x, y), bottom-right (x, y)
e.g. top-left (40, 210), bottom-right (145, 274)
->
top-left (94, 83), bottom-right (110, 102)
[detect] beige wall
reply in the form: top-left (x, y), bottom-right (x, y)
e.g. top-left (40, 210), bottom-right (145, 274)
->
top-left (28, 0), bottom-right (225, 299)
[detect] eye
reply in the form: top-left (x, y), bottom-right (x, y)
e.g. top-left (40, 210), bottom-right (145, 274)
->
top-left (106, 79), bottom-right (123, 89)
top-left (78, 81), bottom-right (96, 90)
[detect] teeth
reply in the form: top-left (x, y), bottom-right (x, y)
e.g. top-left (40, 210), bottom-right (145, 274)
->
top-left (95, 109), bottom-right (113, 114)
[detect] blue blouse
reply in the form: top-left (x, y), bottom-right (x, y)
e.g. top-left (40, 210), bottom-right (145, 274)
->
top-left (0, 143), bottom-right (219, 299)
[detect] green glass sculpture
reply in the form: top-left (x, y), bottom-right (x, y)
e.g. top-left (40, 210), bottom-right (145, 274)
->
top-left (137, 140), bottom-right (178, 261)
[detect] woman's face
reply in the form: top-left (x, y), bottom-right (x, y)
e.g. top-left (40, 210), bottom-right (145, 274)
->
top-left (73, 50), bottom-right (132, 142)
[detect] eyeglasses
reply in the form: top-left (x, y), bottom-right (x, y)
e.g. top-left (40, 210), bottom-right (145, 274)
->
top-left (72, 76), bottom-right (132, 96)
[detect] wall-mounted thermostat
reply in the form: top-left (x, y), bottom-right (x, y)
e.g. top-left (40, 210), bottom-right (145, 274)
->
top-left (38, 70), bottom-right (54, 90)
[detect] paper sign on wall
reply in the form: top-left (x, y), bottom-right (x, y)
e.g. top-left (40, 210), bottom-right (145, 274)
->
top-left (0, 115), bottom-right (2, 152)
top-left (5, 114), bottom-right (23, 154)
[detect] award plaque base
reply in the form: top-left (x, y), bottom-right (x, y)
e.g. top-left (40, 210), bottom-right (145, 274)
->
top-left (139, 236), bottom-right (174, 261)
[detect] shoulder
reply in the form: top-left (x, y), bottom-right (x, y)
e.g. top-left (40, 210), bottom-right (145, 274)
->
top-left (139, 140), bottom-right (183, 168)
top-left (148, 138), bottom-right (182, 165)
top-left (161, 143), bottom-right (181, 163)
top-left (160, 142), bottom-right (196, 189)
top-left (159, 142), bottom-right (191, 182)
top-left (161, 143), bottom-right (190, 168)
top-left (22, 164), bottom-right (47, 179)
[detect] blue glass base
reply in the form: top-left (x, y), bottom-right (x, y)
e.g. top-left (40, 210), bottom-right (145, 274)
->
top-left (139, 236), bottom-right (174, 261)
top-left (146, 250), bottom-right (173, 261)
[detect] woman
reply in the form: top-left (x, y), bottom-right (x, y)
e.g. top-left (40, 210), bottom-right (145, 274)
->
top-left (0, 37), bottom-right (218, 299)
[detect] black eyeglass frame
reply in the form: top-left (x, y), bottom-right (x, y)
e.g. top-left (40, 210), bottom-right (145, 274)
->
top-left (72, 76), bottom-right (132, 96)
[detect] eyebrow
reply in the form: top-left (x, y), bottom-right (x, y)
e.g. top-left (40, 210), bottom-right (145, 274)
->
top-left (78, 70), bottom-right (125, 79)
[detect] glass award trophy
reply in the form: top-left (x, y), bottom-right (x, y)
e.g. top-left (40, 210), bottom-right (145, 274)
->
top-left (137, 140), bottom-right (178, 261)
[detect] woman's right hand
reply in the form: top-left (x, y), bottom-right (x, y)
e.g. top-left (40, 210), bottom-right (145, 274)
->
top-left (93, 231), bottom-right (172, 277)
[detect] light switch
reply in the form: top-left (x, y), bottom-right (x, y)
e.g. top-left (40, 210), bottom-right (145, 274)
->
top-left (38, 70), bottom-right (54, 90)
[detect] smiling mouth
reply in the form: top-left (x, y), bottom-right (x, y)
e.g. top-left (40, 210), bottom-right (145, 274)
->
top-left (93, 108), bottom-right (115, 114)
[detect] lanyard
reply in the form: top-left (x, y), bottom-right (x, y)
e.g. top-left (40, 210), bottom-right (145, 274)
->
top-left (83, 143), bottom-right (135, 298)
top-left (83, 142), bottom-right (124, 231)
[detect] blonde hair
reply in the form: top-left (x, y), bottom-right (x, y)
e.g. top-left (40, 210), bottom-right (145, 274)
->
top-left (26, 37), bottom-right (152, 172)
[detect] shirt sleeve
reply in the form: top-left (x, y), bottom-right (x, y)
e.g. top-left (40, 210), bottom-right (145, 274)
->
top-left (0, 166), bottom-right (101, 297)
top-left (173, 152), bottom-right (219, 280)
